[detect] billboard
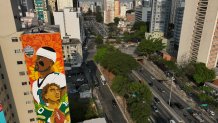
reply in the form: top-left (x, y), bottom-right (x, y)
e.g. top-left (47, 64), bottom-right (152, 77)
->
top-left (21, 33), bottom-right (70, 123)
top-left (0, 104), bottom-right (6, 123)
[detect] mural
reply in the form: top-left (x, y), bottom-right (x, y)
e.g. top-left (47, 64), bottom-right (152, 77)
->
top-left (21, 33), bottom-right (70, 123)
top-left (0, 104), bottom-right (6, 123)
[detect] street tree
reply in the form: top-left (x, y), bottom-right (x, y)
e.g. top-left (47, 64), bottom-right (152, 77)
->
top-left (114, 17), bottom-right (120, 25)
top-left (96, 12), bottom-right (103, 23)
top-left (95, 35), bottom-right (103, 45)
top-left (111, 76), bottom-right (130, 96)
top-left (136, 37), bottom-right (165, 57)
top-left (94, 45), bottom-right (108, 62)
top-left (87, 8), bottom-right (92, 15)
top-left (126, 82), bottom-right (152, 123)
top-left (193, 62), bottom-right (215, 84)
top-left (94, 45), bottom-right (139, 76)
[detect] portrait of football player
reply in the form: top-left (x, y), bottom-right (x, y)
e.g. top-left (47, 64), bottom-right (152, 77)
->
top-left (37, 83), bottom-right (70, 123)
top-left (32, 47), bottom-right (66, 105)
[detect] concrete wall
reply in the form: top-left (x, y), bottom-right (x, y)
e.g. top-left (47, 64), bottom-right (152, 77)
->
top-left (177, 0), bottom-right (198, 64)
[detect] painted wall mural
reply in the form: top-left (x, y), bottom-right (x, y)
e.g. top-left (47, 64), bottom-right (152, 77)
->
top-left (21, 33), bottom-right (70, 123)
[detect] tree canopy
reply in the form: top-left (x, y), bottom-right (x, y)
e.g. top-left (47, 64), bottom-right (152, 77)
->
top-left (114, 17), bottom-right (120, 25)
top-left (111, 76), bottom-right (130, 96)
top-left (96, 12), bottom-right (103, 23)
top-left (131, 21), bottom-right (147, 31)
top-left (192, 63), bottom-right (215, 84)
top-left (95, 35), bottom-right (103, 45)
top-left (122, 21), bottom-right (148, 42)
top-left (126, 82), bottom-right (152, 123)
top-left (94, 45), bottom-right (139, 76)
top-left (136, 37), bottom-right (165, 56)
top-left (111, 76), bottom-right (152, 123)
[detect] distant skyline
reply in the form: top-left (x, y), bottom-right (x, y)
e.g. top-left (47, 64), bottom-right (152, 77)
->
top-left (78, 0), bottom-right (134, 2)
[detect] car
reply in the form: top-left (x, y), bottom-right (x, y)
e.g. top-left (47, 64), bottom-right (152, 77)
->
top-left (151, 76), bottom-right (155, 80)
top-left (209, 110), bottom-right (215, 116)
top-left (183, 112), bottom-right (188, 117)
top-left (174, 102), bottom-right (184, 109)
top-left (154, 97), bottom-right (160, 104)
top-left (148, 81), bottom-right (153, 86)
top-left (152, 105), bottom-right (158, 112)
top-left (112, 99), bottom-right (118, 107)
top-left (69, 89), bottom-right (78, 94)
top-left (169, 120), bottom-right (176, 123)
top-left (157, 87), bottom-right (165, 93)
top-left (76, 78), bottom-right (84, 82)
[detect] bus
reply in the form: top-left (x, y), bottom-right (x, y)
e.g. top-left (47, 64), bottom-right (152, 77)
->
top-left (100, 75), bottom-right (106, 85)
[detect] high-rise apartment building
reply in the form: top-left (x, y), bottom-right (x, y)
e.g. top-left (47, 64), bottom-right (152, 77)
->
top-left (54, 8), bottom-right (84, 67)
top-left (120, 4), bottom-right (127, 18)
top-left (177, 0), bottom-right (218, 69)
top-left (34, 0), bottom-right (51, 24)
top-left (0, 0), bottom-right (37, 122)
top-left (54, 8), bottom-right (85, 43)
top-left (170, 0), bottom-right (180, 23)
top-left (150, 0), bottom-right (171, 34)
top-left (19, 0), bottom-right (34, 16)
top-left (135, 6), bottom-right (151, 22)
top-left (114, 0), bottom-right (120, 17)
top-left (172, 0), bottom-right (185, 53)
top-left (104, 0), bottom-right (115, 24)
top-left (47, 0), bottom-right (57, 12)
top-left (57, 0), bottom-right (73, 11)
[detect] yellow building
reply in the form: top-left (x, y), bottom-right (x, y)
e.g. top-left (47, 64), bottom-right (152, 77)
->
top-left (114, 0), bottom-right (120, 17)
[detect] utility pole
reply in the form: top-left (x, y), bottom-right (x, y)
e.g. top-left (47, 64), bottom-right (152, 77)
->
top-left (168, 72), bottom-right (174, 106)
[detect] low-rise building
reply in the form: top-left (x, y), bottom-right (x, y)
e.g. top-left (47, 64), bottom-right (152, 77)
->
top-left (126, 11), bottom-right (135, 23)
top-left (20, 11), bottom-right (39, 28)
top-left (145, 32), bottom-right (169, 51)
top-left (62, 38), bottom-right (83, 67)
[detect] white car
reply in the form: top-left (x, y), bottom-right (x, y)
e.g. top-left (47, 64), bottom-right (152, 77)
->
top-left (170, 120), bottom-right (176, 123)
top-left (151, 76), bottom-right (155, 80)
top-left (209, 110), bottom-right (215, 116)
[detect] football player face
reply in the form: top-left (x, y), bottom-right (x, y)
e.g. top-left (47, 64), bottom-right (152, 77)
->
top-left (35, 56), bottom-right (53, 72)
top-left (45, 85), bottom-right (61, 102)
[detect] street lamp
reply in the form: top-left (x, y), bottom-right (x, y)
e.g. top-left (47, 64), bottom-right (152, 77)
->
top-left (168, 73), bottom-right (175, 106)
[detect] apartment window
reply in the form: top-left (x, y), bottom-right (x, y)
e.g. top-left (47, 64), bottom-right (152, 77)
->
top-left (12, 113), bottom-right (14, 118)
top-left (6, 94), bottom-right (9, 99)
top-left (11, 37), bottom-right (18, 42)
top-left (26, 100), bottom-right (32, 104)
top-left (9, 104), bottom-right (12, 109)
top-left (17, 61), bottom-right (23, 65)
top-left (19, 71), bottom-right (25, 76)
top-left (14, 49), bottom-right (21, 53)
top-left (22, 82), bottom-right (27, 86)
top-left (30, 118), bottom-right (35, 122)
top-left (4, 84), bottom-right (7, 90)
top-left (28, 110), bottom-right (33, 113)
top-left (0, 63), bottom-right (1, 68)
top-left (24, 91), bottom-right (29, 95)
top-left (1, 74), bottom-right (4, 79)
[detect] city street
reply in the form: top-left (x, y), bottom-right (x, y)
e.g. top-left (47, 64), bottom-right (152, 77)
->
top-left (135, 67), bottom-right (214, 123)
top-left (83, 38), bottom-right (127, 123)
top-left (98, 85), bottom-right (127, 123)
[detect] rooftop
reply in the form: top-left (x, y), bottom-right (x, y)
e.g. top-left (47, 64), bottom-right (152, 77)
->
top-left (23, 25), bottom-right (60, 34)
